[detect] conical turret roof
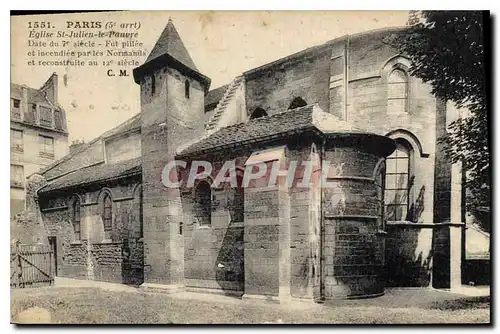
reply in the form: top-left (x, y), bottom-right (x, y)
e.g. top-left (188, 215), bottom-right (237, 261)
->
top-left (133, 19), bottom-right (210, 90)
top-left (145, 19), bottom-right (199, 71)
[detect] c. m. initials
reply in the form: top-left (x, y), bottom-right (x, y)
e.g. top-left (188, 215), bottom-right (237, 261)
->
top-left (107, 69), bottom-right (129, 77)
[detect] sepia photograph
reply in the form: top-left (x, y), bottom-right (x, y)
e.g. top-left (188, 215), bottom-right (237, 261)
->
top-left (9, 10), bottom-right (490, 324)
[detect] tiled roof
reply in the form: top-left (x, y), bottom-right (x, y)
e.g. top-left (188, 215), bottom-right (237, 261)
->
top-left (205, 84), bottom-right (229, 110)
top-left (145, 19), bottom-right (199, 71)
top-left (177, 104), bottom-right (361, 156)
top-left (38, 113), bottom-right (141, 176)
top-left (102, 112), bottom-right (141, 139)
top-left (39, 157), bottom-right (141, 193)
top-left (11, 83), bottom-right (53, 105)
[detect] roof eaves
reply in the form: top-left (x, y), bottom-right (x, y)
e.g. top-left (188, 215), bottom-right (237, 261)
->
top-left (39, 168), bottom-right (142, 194)
top-left (177, 124), bottom-right (319, 158)
top-left (37, 113), bottom-right (141, 177)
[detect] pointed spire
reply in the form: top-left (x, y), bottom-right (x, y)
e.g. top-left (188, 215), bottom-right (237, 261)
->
top-left (133, 19), bottom-right (210, 91)
top-left (145, 19), bottom-right (199, 71)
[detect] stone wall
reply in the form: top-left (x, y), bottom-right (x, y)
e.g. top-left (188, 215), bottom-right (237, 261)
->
top-left (385, 223), bottom-right (433, 287)
top-left (180, 153), bottom-right (249, 294)
top-left (346, 30), bottom-right (437, 225)
top-left (61, 241), bottom-right (88, 279)
top-left (125, 240), bottom-right (144, 285)
top-left (105, 131), bottom-right (141, 164)
top-left (385, 222), bottom-right (464, 289)
top-left (182, 184), bottom-right (245, 293)
top-left (37, 177), bottom-right (143, 284)
top-left (244, 187), bottom-right (282, 297)
top-left (56, 240), bottom-right (144, 284)
top-left (140, 64), bottom-right (207, 286)
top-left (244, 45), bottom-right (331, 116)
top-left (246, 28), bottom-right (436, 229)
top-left (321, 137), bottom-right (390, 299)
top-left (92, 242), bottom-right (122, 283)
top-left (287, 142), bottom-right (321, 299)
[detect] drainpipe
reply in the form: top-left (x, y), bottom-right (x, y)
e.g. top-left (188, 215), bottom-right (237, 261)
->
top-left (316, 136), bottom-right (326, 302)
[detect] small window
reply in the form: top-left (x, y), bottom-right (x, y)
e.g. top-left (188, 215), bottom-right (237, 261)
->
top-left (54, 109), bottom-right (63, 130)
top-left (39, 135), bottom-right (54, 158)
top-left (11, 129), bottom-right (23, 152)
top-left (39, 106), bottom-right (53, 127)
top-left (10, 164), bottom-right (24, 188)
top-left (102, 194), bottom-right (113, 239)
top-left (185, 80), bottom-right (190, 99)
top-left (195, 180), bottom-right (211, 226)
top-left (11, 99), bottom-right (21, 119)
top-left (73, 198), bottom-right (81, 241)
top-left (151, 75), bottom-right (156, 96)
top-left (288, 97), bottom-right (307, 110)
top-left (250, 107), bottom-right (267, 120)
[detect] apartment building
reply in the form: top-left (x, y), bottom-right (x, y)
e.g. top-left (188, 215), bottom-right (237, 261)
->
top-left (10, 73), bottom-right (69, 216)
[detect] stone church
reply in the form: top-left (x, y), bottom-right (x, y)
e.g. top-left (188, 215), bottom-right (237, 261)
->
top-left (25, 19), bottom-right (474, 301)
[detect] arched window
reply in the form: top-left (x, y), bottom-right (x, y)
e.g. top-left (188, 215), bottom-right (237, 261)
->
top-left (288, 97), bottom-right (307, 110)
top-left (151, 74), bottom-right (156, 96)
top-left (250, 107), bottom-right (267, 120)
top-left (195, 180), bottom-right (212, 226)
top-left (72, 197), bottom-right (81, 241)
top-left (185, 80), bottom-right (190, 99)
top-left (387, 68), bottom-right (409, 114)
top-left (102, 193), bottom-right (113, 239)
top-left (384, 139), bottom-right (414, 221)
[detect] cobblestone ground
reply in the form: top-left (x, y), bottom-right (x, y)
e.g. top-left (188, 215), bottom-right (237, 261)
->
top-left (11, 285), bottom-right (490, 324)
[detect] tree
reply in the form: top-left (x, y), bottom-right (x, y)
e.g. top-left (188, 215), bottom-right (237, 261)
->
top-left (399, 11), bottom-right (489, 227)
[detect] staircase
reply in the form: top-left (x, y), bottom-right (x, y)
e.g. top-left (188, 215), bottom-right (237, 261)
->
top-left (205, 76), bottom-right (244, 132)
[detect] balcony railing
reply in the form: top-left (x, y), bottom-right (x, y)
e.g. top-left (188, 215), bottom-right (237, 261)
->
top-left (11, 144), bottom-right (24, 153)
top-left (39, 151), bottom-right (55, 159)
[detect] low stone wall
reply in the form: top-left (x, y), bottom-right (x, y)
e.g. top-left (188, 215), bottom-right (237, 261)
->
top-left (385, 222), bottom-right (433, 287)
top-left (92, 242), bottom-right (122, 283)
top-left (60, 242), bottom-right (89, 280)
top-left (323, 217), bottom-right (385, 299)
top-left (125, 240), bottom-right (144, 285)
top-left (57, 240), bottom-right (144, 285)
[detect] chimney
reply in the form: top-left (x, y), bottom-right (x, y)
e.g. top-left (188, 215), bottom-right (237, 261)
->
top-left (69, 139), bottom-right (85, 153)
top-left (21, 85), bottom-right (28, 117)
top-left (41, 72), bottom-right (58, 104)
top-left (51, 72), bottom-right (58, 104)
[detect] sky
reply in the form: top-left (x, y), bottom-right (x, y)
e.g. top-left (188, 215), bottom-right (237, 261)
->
top-left (11, 11), bottom-right (409, 143)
